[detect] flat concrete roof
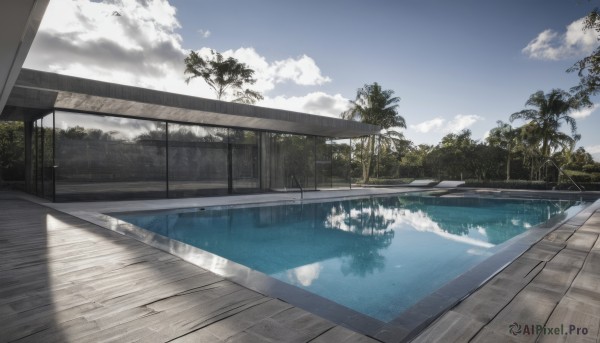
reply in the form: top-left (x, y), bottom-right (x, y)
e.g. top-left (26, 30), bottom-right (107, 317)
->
top-left (1, 68), bottom-right (380, 138)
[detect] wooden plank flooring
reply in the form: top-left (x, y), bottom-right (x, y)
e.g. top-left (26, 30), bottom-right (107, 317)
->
top-left (0, 198), bottom-right (378, 343)
top-left (413, 205), bottom-right (600, 343)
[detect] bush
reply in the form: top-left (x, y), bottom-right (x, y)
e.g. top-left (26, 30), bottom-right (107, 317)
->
top-left (462, 179), bottom-right (548, 190)
top-left (354, 178), bottom-right (415, 185)
top-left (555, 182), bottom-right (600, 191)
top-left (582, 163), bottom-right (600, 173)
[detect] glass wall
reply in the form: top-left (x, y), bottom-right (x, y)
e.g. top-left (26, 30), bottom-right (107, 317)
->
top-left (34, 118), bottom-right (42, 195)
top-left (31, 114), bottom-right (55, 200)
top-left (269, 133), bottom-right (316, 191)
top-left (54, 111), bottom-right (167, 201)
top-left (41, 115), bottom-right (54, 200)
top-left (331, 138), bottom-right (352, 188)
top-left (316, 137), bottom-right (332, 189)
top-left (230, 129), bottom-right (260, 193)
top-left (168, 123), bottom-right (228, 197)
top-left (27, 110), bottom-right (353, 201)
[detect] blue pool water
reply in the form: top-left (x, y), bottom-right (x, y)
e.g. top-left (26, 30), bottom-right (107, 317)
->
top-left (114, 193), bottom-right (582, 322)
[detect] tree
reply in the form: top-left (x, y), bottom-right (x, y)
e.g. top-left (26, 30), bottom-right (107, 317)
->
top-left (509, 89), bottom-right (582, 162)
top-left (184, 49), bottom-right (263, 104)
top-left (341, 82), bottom-right (405, 182)
top-left (434, 129), bottom-right (477, 180)
top-left (568, 9), bottom-right (600, 100)
top-left (487, 121), bottom-right (519, 180)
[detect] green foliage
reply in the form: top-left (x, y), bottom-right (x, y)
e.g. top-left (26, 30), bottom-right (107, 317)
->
top-left (0, 121), bottom-right (25, 181)
top-left (354, 178), bottom-right (414, 185)
top-left (555, 182), bottom-right (600, 191)
top-left (582, 163), bottom-right (600, 173)
top-left (463, 180), bottom-right (548, 190)
top-left (184, 49), bottom-right (263, 104)
top-left (342, 82), bottom-right (406, 182)
top-left (568, 8), bottom-right (600, 100)
top-left (509, 89), bottom-right (583, 161)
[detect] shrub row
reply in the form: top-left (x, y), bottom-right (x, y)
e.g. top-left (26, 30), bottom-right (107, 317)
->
top-left (463, 179), bottom-right (600, 191)
top-left (462, 180), bottom-right (548, 190)
top-left (555, 182), bottom-right (600, 191)
top-left (354, 178), bottom-right (415, 185)
top-left (566, 173), bottom-right (600, 183)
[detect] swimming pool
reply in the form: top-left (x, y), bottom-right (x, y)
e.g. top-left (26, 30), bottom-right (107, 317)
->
top-left (112, 192), bottom-right (584, 323)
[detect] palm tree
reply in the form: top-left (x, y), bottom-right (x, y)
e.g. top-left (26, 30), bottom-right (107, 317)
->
top-left (184, 49), bottom-right (263, 104)
top-left (509, 89), bottom-right (582, 161)
top-left (486, 121), bottom-right (519, 180)
top-left (341, 82), bottom-right (405, 182)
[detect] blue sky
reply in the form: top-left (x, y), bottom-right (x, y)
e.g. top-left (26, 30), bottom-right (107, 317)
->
top-left (24, 0), bottom-right (600, 160)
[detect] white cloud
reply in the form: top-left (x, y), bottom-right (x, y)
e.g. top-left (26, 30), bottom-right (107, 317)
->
top-left (586, 145), bottom-right (600, 162)
top-left (195, 47), bottom-right (332, 93)
top-left (24, 0), bottom-right (334, 109)
top-left (445, 114), bottom-right (482, 132)
top-left (271, 55), bottom-right (332, 85)
top-left (523, 17), bottom-right (599, 60)
top-left (410, 117), bottom-right (445, 133)
top-left (409, 114), bottom-right (481, 134)
top-left (198, 29), bottom-right (211, 38)
top-left (260, 92), bottom-right (350, 118)
top-left (571, 104), bottom-right (598, 119)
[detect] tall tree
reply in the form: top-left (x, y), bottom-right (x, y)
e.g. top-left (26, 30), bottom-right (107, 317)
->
top-left (486, 120), bottom-right (519, 180)
top-left (509, 89), bottom-right (582, 161)
top-left (184, 49), bottom-right (263, 104)
top-left (341, 83), bottom-right (405, 182)
top-left (568, 9), bottom-right (600, 100)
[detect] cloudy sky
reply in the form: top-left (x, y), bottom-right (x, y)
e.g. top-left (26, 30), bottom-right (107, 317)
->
top-left (24, 0), bottom-right (600, 160)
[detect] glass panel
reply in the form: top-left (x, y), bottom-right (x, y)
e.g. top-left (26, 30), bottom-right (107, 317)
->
top-left (331, 138), bottom-right (351, 188)
top-left (41, 114), bottom-right (54, 200)
top-left (35, 119), bottom-right (42, 196)
top-left (316, 137), bottom-right (331, 189)
top-left (230, 129), bottom-right (259, 193)
top-left (269, 133), bottom-right (316, 191)
top-left (168, 123), bottom-right (228, 197)
top-left (54, 111), bottom-right (167, 201)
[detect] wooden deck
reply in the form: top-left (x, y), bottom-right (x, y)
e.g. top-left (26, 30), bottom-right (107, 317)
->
top-left (414, 204), bottom-right (600, 343)
top-left (0, 197), bottom-right (378, 343)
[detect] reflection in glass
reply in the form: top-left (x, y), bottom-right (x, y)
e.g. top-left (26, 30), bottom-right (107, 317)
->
top-left (316, 137), bottom-right (331, 189)
top-left (331, 138), bottom-right (351, 188)
top-left (54, 111), bottom-right (167, 201)
top-left (230, 129), bottom-right (260, 193)
top-left (168, 123), bottom-right (228, 197)
top-left (34, 119), bottom-right (42, 196)
top-left (41, 114), bottom-right (54, 200)
top-left (269, 133), bottom-right (316, 191)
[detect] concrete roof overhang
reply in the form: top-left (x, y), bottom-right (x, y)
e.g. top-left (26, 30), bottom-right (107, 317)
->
top-left (0, 1), bottom-right (50, 113)
top-left (2, 69), bottom-right (380, 138)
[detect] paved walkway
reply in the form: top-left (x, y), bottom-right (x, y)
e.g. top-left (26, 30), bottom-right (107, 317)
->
top-left (0, 196), bottom-right (377, 343)
top-left (414, 201), bottom-right (600, 342)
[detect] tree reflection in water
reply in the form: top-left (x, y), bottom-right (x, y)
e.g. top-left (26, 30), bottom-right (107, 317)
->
top-left (323, 194), bottom-right (576, 276)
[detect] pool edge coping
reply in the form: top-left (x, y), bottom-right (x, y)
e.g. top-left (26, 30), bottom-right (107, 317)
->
top-left (17, 188), bottom-right (600, 343)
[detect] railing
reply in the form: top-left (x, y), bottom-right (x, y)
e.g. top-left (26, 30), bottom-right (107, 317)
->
top-left (291, 174), bottom-right (304, 199)
top-left (541, 159), bottom-right (583, 192)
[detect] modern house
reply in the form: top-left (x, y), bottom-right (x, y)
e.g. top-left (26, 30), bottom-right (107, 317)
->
top-left (0, 1), bottom-right (379, 202)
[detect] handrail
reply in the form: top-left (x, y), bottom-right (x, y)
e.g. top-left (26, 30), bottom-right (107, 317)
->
top-left (541, 159), bottom-right (583, 192)
top-left (291, 174), bottom-right (304, 199)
